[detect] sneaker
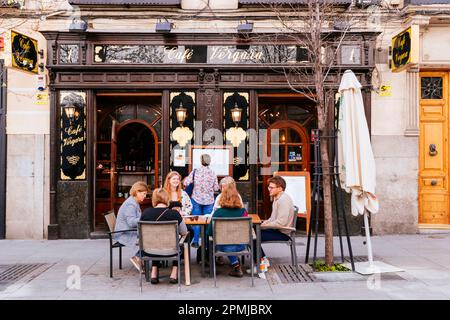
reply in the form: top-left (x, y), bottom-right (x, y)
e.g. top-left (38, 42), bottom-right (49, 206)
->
top-left (130, 256), bottom-right (142, 273)
top-left (229, 266), bottom-right (244, 278)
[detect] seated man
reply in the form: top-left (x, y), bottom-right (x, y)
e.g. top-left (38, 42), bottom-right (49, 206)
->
top-left (256, 175), bottom-right (296, 263)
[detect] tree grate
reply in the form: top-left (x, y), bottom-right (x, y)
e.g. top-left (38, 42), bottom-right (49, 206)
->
top-left (0, 263), bottom-right (52, 284)
top-left (272, 264), bottom-right (317, 284)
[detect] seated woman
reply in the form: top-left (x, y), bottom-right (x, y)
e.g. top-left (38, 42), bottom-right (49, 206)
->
top-left (113, 181), bottom-right (149, 272)
top-left (212, 176), bottom-right (243, 213)
top-left (207, 183), bottom-right (248, 278)
top-left (163, 171), bottom-right (193, 216)
top-left (140, 188), bottom-right (188, 284)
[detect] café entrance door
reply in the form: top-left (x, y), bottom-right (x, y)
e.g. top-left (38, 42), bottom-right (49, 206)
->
top-left (259, 120), bottom-right (310, 219)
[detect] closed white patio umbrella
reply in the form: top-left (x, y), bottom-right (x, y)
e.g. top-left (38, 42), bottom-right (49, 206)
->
top-left (337, 70), bottom-right (402, 274)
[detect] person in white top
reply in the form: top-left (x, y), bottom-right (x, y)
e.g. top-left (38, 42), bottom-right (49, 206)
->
top-left (163, 171), bottom-right (193, 216)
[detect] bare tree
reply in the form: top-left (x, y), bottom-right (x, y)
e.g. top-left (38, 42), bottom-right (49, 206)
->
top-left (250, 0), bottom-right (386, 266)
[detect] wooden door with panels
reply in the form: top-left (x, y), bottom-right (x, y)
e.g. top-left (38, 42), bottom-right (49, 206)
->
top-left (419, 72), bottom-right (450, 226)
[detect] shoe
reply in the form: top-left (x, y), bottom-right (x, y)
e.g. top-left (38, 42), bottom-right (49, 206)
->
top-left (150, 277), bottom-right (159, 284)
top-left (229, 266), bottom-right (244, 278)
top-left (130, 256), bottom-right (142, 272)
top-left (216, 256), bottom-right (225, 266)
top-left (246, 266), bottom-right (258, 274)
top-left (192, 242), bottom-right (199, 248)
top-left (169, 277), bottom-right (178, 284)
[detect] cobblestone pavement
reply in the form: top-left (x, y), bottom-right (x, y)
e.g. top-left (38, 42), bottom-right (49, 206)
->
top-left (1, 234), bottom-right (450, 300)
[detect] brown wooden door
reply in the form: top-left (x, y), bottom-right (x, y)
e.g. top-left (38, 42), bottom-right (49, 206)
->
top-left (419, 72), bottom-right (450, 226)
top-left (260, 120), bottom-right (310, 219)
top-left (110, 119), bottom-right (118, 211)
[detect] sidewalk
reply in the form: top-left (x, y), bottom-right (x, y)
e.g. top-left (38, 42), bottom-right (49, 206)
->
top-left (1, 234), bottom-right (450, 300)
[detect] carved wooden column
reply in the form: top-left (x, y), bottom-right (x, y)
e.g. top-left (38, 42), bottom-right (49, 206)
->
top-left (404, 66), bottom-right (420, 136)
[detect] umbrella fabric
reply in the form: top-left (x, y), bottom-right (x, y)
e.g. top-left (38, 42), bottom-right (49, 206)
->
top-left (337, 70), bottom-right (379, 216)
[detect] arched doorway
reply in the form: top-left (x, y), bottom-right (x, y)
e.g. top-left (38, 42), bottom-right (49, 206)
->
top-left (95, 97), bottom-right (162, 230)
top-left (260, 120), bottom-right (310, 219)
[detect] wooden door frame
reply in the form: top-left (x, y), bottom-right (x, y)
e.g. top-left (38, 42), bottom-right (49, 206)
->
top-left (116, 119), bottom-right (160, 187)
top-left (261, 119), bottom-right (310, 219)
top-left (0, 60), bottom-right (6, 239)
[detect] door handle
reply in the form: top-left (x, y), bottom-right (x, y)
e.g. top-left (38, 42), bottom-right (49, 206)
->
top-left (431, 180), bottom-right (437, 186)
top-left (429, 144), bottom-right (438, 156)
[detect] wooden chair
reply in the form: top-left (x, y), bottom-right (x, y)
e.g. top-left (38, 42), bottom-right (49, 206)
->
top-left (104, 210), bottom-right (136, 278)
top-left (138, 220), bottom-right (189, 292)
top-left (209, 217), bottom-right (254, 287)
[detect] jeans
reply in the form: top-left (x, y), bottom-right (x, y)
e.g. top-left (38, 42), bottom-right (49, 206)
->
top-left (216, 245), bottom-right (245, 265)
top-left (191, 198), bottom-right (214, 244)
top-left (253, 229), bottom-right (291, 262)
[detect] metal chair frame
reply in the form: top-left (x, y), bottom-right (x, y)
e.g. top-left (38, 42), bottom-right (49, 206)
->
top-left (209, 217), bottom-right (254, 287)
top-left (138, 220), bottom-right (188, 292)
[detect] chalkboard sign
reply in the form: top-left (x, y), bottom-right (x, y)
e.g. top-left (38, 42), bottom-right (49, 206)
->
top-left (189, 145), bottom-right (233, 177)
top-left (274, 171), bottom-right (311, 216)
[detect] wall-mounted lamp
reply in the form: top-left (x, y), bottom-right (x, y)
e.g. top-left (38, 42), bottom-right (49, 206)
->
top-left (69, 19), bottom-right (88, 32)
top-left (155, 18), bottom-right (173, 33)
top-left (237, 21), bottom-right (253, 34)
top-left (230, 103), bottom-right (242, 126)
top-left (226, 102), bottom-right (246, 148)
top-left (172, 101), bottom-right (192, 147)
top-left (176, 102), bottom-right (187, 127)
top-left (63, 104), bottom-right (76, 124)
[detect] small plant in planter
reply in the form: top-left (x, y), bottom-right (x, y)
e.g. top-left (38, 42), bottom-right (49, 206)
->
top-left (311, 260), bottom-right (350, 272)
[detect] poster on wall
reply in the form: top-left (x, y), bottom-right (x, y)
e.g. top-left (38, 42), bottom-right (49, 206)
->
top-left (60, 91), bottom-right (86, 180)
top-left (11, 30), bottom-right (39, 74)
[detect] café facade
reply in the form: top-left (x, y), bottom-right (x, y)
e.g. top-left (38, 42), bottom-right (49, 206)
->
top-left (4, 0), bottom-right (438, 240)
top-left (34, 0), bottom-right (380, 239)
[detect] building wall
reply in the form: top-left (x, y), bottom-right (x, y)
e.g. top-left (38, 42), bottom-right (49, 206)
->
top-left (1, 20), bottom-right (50, 239)
top-left (370, 23), bottom-right (419, 234)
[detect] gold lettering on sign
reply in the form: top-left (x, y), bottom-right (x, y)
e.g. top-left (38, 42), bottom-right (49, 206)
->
top-left (63, 124), bottom-right (85, 147)
top-left (210, 47), bottom-right (263, 63)
top-left (166, 47), bottom-right (194, 62)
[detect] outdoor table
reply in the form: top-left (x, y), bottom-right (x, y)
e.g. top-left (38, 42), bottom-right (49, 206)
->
top-left (183, 215), bottom-right (210, 277)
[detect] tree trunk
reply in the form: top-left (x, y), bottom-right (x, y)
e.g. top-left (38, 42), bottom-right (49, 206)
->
top-left (317, 109), bottom-right (334, 267)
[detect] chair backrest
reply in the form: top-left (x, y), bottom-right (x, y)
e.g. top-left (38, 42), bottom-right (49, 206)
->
top-left (104, 210), bottom-right (116, 232)
top-left (138, 221), bottom-right (179, 256)
top-left (213, 217), bottom-right (252, 246)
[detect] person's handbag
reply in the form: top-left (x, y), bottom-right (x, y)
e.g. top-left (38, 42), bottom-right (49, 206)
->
top-left (185, 169), bottom-right (196, 197)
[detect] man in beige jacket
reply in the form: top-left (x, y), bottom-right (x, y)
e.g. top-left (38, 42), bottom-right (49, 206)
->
top-left (257, 175), bottom-right (296, 261)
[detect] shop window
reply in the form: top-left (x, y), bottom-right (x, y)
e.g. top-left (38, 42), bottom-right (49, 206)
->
top-left (59, 44), bottom-right (80, 64)
top-left (421, 77), bottom-right (443, 100)
top-left (223, 91), bottom-right (250, 181)
top-left (340, 45), bottom-right (361, 65)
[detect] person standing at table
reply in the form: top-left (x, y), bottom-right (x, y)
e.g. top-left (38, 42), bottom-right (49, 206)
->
top-left (207, 183), bottom-right (248, 277)
top-left (163, 171), bottom-right (193, 216)
top-left (183, 154), bottom-right (219, 248)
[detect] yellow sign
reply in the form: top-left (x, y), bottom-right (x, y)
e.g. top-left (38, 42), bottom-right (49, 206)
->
top-left (11, 30), bottom-right (39, 74)
top-left (391, 25), bottom-right (419, 73)
top-left (36, 92), bottom-right (48, 105)
top-left (379, 85), bottom-right (392, 97)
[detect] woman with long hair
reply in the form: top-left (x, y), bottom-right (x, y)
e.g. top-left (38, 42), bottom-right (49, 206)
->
top-left (163, 171), bottom-right (192, 216)
top-left (206, 183), bottom-right (248, 277)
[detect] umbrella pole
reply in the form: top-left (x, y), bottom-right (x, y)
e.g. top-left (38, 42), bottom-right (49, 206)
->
top-left (363, 211), bottom-right (374, 266)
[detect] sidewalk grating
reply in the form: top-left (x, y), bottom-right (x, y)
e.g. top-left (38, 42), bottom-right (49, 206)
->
top-left (272, 264), bottom-right (316, 284)
top-left (0, 263), bottom-right (52, 284)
